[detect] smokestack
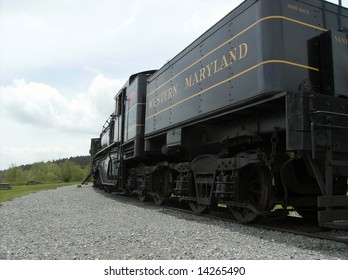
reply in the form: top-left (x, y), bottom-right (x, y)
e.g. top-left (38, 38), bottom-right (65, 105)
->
top-left (339, 0), bottom-right (342, 6)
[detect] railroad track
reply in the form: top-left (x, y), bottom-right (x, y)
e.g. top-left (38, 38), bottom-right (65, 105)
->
top-left (159, 201), bottom-right (348, 245)
top-left (96, 187), bottom-right (348, 245)
top-left (252, 222), bottom-right (348, 244)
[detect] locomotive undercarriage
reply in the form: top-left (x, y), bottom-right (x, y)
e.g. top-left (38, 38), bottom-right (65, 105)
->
top-left (172, 152), bottom-right (277, 223)
top-left (118, 93), bottom-right (348, 227)
top-left (90, 92), bottom-right (348, 228)
top-left (123, 145), bottom-right (347, 227)
top-left (122, 148), bottom-right (285, 223)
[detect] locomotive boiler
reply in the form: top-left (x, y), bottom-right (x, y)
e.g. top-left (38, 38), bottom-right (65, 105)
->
top-left (84, 0), bottom-right (348, 229)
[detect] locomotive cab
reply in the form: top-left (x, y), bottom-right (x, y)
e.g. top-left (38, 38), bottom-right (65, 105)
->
top-left (88, 70), bottom-right (156, 192)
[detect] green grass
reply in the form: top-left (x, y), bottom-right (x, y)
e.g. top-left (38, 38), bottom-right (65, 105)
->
top-left (0, 182), bottom-right (79, 205)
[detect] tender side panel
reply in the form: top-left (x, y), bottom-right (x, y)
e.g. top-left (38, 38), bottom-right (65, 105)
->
top-left (145, 0), bottom-right (348, 137)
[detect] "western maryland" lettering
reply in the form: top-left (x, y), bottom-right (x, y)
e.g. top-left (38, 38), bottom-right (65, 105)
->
top-left (185, 43), bottom-right (248, 89)
top-left (148, 42), bottom-right (249, 110)
top-left (148, 85), bottom-right (178, 109)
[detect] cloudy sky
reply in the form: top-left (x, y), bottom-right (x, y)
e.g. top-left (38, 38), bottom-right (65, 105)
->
top-left (0, 0), bottom-right (347, 170)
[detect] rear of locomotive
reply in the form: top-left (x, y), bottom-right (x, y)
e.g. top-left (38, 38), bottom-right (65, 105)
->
top-left (144, 0), bottom-right (348, 228)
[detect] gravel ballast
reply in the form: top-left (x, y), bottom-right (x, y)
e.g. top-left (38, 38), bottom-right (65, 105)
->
top-left (0, 185), bottom-right (347, 260)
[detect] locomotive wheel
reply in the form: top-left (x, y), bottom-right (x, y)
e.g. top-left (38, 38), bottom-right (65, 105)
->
top-left (229, 163), bottom-right (272, 223)
top-left (93, 176), bottom-right (101, 188)
top-left (153, 194), bottom-right (166, 206)
top-left (152, 171), bottom-right (167, 206)
top-left (229, 207), bottom-right (260, 223)
top-left (138, 192), bottom-right (147, 202)
top-left (189, 201), bottom-right (209, 214)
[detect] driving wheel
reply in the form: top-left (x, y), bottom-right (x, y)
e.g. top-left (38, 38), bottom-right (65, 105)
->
top-left (229, 163), bottom-right (272, 223)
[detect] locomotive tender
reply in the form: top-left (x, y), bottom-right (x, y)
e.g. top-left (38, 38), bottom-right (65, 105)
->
top-left (85, 0), bottom-right (348, 228)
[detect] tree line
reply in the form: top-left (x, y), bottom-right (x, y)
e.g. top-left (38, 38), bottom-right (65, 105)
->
top-left (0, 156), bottom-right (91, 186)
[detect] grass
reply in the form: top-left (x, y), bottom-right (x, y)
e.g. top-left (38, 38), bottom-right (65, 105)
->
top-left (0, 182), bottom-right (80, 205)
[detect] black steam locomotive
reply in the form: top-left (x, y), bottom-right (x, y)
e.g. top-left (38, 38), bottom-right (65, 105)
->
top-left (84, 0), bottom-right (348, 229)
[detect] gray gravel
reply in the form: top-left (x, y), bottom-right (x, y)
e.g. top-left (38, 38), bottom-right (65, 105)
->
top-left (0, 185), bottom-right (347, 260)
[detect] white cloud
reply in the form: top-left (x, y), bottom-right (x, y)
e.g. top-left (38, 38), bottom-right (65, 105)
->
top-left (84, 74), bottom-right (124, 120)
top-left (0, 75), bottom-right (123, 134)
top-left (1, 80), bottom-right (66, 125)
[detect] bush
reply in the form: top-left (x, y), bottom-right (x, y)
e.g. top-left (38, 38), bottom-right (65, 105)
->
top-left (2, 160), bottom-right (89, 185)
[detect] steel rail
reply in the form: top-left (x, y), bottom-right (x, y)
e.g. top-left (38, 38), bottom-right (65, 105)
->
top-left (160, 203), bottom-right (348, 245)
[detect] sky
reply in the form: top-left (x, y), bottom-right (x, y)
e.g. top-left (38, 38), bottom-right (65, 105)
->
top-left (0, 0), bottom-right (347, 170)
